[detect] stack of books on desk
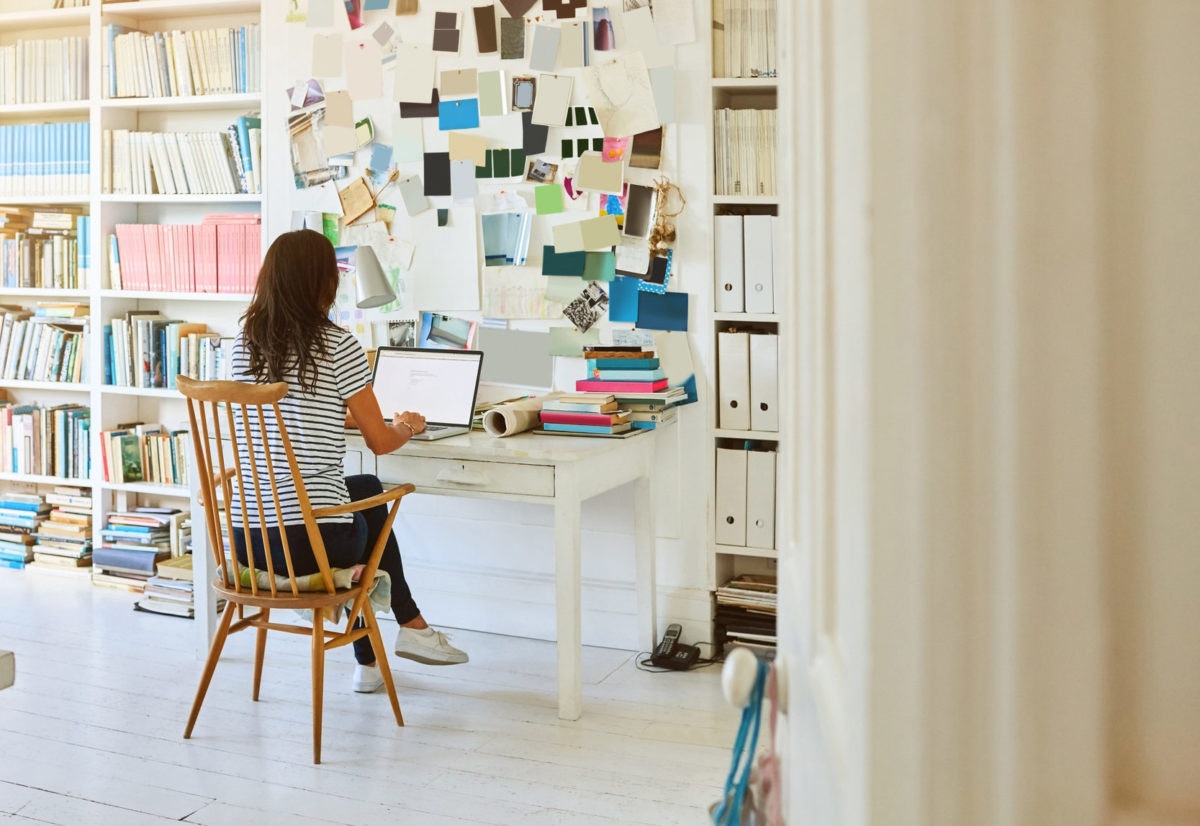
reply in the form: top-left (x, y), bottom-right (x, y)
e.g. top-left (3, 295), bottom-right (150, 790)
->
top-left (539, 394), bottom-right (632, 435)
top-left (714, 574), bottom-right (778, 655)
top-left (572, 346), bottom-right (685, 430)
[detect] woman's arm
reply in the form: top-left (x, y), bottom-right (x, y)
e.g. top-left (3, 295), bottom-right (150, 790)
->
top-left (346, 384), bottom-right (426, 455)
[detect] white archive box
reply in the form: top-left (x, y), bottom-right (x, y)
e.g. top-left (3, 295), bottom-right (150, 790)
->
top-left (715, 447), bottom-right (749, 546)
top-left (717, 331), bottom-right (751, 430)
top-left (745, 449), bottom-right (777, 549)
top-left (714, 214), bottom-right (745, 312)
top-left (749, 333), bottom-right (779, 431)
top-left (742, 214), bottom-right (775, 314)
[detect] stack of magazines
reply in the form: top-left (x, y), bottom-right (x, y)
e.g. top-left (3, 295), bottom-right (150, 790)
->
top-left (714, 574), bottom-right (777, 655)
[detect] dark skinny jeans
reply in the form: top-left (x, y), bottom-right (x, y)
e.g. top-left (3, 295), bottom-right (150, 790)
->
top-left (233, 474), bottom-right (419, 665)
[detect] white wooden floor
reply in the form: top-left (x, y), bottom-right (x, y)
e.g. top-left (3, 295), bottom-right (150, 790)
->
top-left (0, 570), bottom-right (738, 825)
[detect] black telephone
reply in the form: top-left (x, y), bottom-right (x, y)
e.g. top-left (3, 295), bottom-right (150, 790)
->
top-left (651, 623), bottom-right (701, 670)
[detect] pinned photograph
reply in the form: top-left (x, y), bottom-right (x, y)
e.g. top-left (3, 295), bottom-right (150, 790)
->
top-left (525, 159), bottom-right (559, 183)
top-left (387, 319), bottom-right (417, 347)
top-left (563, 282), bottom-right (610, 333)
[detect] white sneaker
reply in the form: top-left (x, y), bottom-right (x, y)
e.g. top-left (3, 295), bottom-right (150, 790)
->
top-left (352, 663), bottom-right (384, 693)
top-left (394, 626), bottom-right (469, 665)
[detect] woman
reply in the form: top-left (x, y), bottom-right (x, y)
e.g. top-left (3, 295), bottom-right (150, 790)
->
top-left (232, 229), bottom-right (467, 693)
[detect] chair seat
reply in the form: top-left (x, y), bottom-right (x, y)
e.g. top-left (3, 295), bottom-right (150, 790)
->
top-left (212, 577), bottom-right (362, 610)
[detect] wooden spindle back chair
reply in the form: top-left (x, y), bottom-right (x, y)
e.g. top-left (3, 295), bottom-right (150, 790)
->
top-left (176, 375), bottom-right (415, 764)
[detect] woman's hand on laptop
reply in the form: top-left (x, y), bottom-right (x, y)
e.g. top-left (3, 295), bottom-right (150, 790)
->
top-left (393, 411), bottom-right (427, 436)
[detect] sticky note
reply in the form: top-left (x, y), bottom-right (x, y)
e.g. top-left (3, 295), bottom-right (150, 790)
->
top-left (535, 184), bottom-right (564, 215)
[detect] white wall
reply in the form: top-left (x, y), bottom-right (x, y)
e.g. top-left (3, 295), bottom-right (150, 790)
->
top-left (260, 3), bottom-right (716, 650)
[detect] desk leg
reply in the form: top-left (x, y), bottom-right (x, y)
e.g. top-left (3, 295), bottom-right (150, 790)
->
top-left (633, 468), bottom-right (657, 652)
top-left (554, 475), bottom-right (583, 721)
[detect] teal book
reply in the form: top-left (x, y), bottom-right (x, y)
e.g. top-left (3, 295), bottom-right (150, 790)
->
top-left (590, 368), bottom-right (667, 381)
top-left (541, 422), bottom-right (632, 435)
top-left (586, 357), bottom-right (660, 371)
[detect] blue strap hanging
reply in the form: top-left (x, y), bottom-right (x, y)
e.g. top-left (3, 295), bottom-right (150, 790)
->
top-left (712, 656), bottom-right (769, 825)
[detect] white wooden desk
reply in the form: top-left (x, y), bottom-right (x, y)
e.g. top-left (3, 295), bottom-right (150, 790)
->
top-left (196, 429), bottom-right (659, 721)
top-left (354, 429), bottom-right (659, 721)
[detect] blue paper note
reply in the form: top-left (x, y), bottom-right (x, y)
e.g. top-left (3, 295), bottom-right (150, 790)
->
top-left (369, 142), bottom-right (393, 171)
top-left (439, 98), bottom-right (481, 130)
top-left (636, 291), bottom-right (688, 331)
top-left (608, 276), bottom-right (640, 322)
top-left (363, 0), bottom-right (389, 8)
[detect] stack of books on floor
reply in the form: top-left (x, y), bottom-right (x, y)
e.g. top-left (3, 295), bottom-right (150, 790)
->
top-left (714, 574), bottom-right (778, 656)
top-left (539, 393), bottom-right (632, 435)
top-left (0, 492), bottom-right (48, 570)
top-left (30, 486), bottom-right (93, 574)
top-left (92, 507), bottom-right (183, 592)
top-left (134, 553), bottom-right (196, 618)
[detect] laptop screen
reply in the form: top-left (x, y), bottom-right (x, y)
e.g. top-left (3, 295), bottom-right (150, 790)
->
top-left (371, 347), bottom-right (484, 426)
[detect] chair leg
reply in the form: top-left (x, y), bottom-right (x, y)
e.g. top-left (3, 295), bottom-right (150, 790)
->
top-left (252, 607), bottom-right (270, 701)
top-left (311, 606), bottom-right (326, 765)
top-left (184, 599), bottom-right (236, 739)
top-left (364, 609), bottom-right (404, 727)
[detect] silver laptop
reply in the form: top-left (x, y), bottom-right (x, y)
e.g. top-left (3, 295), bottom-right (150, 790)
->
top-left (370, 347), bottom-right (484, 441)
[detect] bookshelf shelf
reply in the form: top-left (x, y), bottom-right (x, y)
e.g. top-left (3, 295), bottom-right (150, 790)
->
top-left (0, 197), bottom-right (91, 207)
top-left (0, 101), bottom-right (89, 118)
top-left (713, 195), bottom-right (779, 206)
top-left (714, 312), bottom-right (780, 323)
top-left (99, 481), bottom-right (190, 498)
top-left (715, 544), bottom-right (779, 561)
top-left (0, 380), bottom-right (89, 392)
top-left (712, 77), bottom-right (779, 89)
top-left (100, 194), bottom-right (262, 205)
top-left (0, 288), bottom-right (90, 299)
top-left (0, 8), bottom-right (89, 31)
top-left (0, 471), bottom-right (84, 486)
top-left (100, 290), bottom-right (254, 302)
top-left (100, 93), bottom-right (262, 112)
top-left (99, 386), bottom-right (184, 399)
top-left (100, 0), bottom-right (261, 20)
top-left (713, 428), bottom-right (781, 441)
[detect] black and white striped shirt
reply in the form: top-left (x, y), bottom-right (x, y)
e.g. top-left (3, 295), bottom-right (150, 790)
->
top-left (230, 327), bottom-right (371, 526)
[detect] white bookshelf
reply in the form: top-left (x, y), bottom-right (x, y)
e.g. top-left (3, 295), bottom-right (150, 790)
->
top-left (708, 0), bottom-right (781, 649)
top-left (0, 0), bottom-right (265, 584)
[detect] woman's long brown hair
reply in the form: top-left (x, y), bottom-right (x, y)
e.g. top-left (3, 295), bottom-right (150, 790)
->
top-left (240, 229), bottom-right (339, 393)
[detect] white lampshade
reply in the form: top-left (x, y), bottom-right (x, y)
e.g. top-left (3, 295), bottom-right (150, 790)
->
top-left (354, 245), bottom-right (396, 309)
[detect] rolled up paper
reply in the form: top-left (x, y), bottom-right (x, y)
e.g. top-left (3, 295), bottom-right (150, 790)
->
top-left (482, 393), bottom-right (562, 437)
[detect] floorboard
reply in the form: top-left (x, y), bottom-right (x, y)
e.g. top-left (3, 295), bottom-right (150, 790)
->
top-left (0, 570), bottom-right (738, 824)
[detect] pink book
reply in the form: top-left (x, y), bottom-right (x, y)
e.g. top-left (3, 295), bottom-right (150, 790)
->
top-left (129, 224), bottom-right (149, 291)
top-left (195, 222), bottom-right (218, 292)
top-left (539, 410), bottom-right (628, 426)
top-left (575, 378), bottom-right (669, 393)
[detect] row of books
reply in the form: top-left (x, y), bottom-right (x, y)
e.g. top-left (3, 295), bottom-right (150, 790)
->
top-left (0, 217), bottom-right (92, 289)
top-left (0, 122), bottom-right (91, 198)
top-left (712, 0), bottom-right (778, 79)
top-left (714, 574), bottom-right (778, 654)
top-left (0, 492), bottom-right (50, 569)
top-left (0, 402), bottom-right (90, 479)
top-left (0, 36), bottom-right (89, 106)
top-left (101, 124), bottom-right (259, 196)
top-left (134, 553), bottom-right (198, 618)
top-left (104, 316), bottom-right (233, 389)
top-left (111, 214), bottom-right (261, 293)
top-left (713, 107), bottom-right (777, 198)
top-left (0, 308), bottom-right (88, 384)
top-left (98, 423), bottom-right (189, 487)
top-left (104, 24), bottom-right (261, 100)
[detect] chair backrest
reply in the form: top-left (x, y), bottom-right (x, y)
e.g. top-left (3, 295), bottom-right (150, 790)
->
top-left (176, 375), bottom-right (339, 598)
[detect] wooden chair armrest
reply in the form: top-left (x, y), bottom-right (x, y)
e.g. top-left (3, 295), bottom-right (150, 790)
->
top-left (311, 483), bottom-right (416, 518)
top-left (198, 467), bottom-right (237, 508)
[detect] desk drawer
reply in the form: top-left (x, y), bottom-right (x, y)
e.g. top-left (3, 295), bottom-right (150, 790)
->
top-left (377, 454), bottom-right (555, 497)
